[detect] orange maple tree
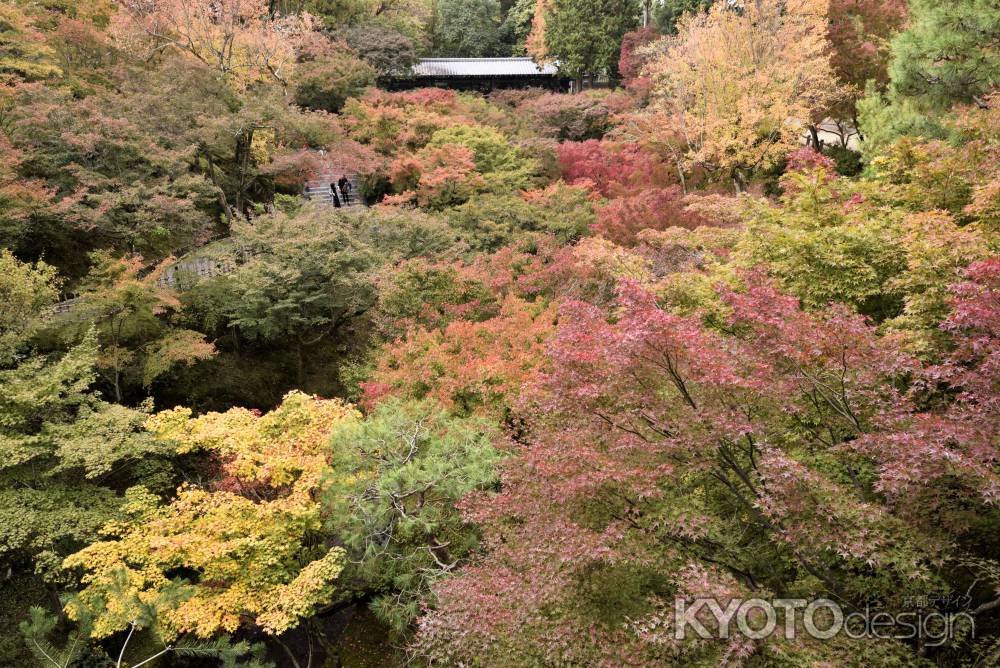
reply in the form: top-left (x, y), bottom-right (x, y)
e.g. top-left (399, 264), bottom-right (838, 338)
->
top-left (112, 0), bottom-right (314, 89)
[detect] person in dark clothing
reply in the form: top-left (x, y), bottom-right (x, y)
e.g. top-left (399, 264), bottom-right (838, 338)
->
top-left (337, 176), bottom-right (352, 205)
top-left (329, 181), bottom-right (341, 208)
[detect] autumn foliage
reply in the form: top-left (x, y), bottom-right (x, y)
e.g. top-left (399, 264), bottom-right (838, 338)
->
top-left (8, 1), bottom-right (1000, 666)
top-left (363, 296), bottom-right (556, 418)
top-left (111, 0), bottom-right (313, 89)
top-left (639, 0), bottom-right (846, 186)
top-left (413, 268), bottom-right (1000, 664)
top-left (64, 393), bottom-right (355, 640)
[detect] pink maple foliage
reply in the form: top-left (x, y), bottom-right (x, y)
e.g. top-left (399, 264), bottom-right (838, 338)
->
top-left (413, 265), bottom-right (1000, 663)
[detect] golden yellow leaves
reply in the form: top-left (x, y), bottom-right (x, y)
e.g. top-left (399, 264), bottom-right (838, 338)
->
top-left (65, 392), bottom-right (355, 640)
top-left (147, 390), bottom-right (359, 491)
top-left (256, 549), bottom-right (345, 635)
top-left (639, 0), bottom-right (846, 181)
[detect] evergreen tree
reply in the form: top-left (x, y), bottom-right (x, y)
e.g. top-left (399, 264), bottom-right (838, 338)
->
top-left (652, 0), bottom-right (713, 34)
top-left (544, 0), bottom-right (639, 80)
top-left (434, 0), bottom-right (506, 57)
top-left (889, 0), bottom-right (1000, 111)
top-left (858, 0), bottom-right (1000, 153)
top-left (323, 400), bottom-right (502, 632)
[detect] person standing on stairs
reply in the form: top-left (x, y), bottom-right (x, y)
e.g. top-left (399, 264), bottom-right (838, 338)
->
top-left (329, 181), bottom-right (341, 208)
top-left (338, 176), bottom-right (352, 206)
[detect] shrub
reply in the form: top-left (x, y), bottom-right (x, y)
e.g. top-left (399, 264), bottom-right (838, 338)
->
top-left (339, 24), bottom-right (417, 76)
top-left (292, 57), bottom-right (375, 112)
top-left (593, 186), bottom-right (705, 246)
top-left (446, 185), bottom-right (595, 251)
top-left (556, 139), bottom-right (675, 196)
top-left (826, 145), bottom-right (864, 176)
top-left (519, 92), bottom-right (612, 141)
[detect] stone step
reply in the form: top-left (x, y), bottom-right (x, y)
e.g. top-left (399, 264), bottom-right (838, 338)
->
top-left (306, 183), bottom-right (361, 191)
top-left (305, 190), bottom-right (360, 200)
top-left (306, 186), bottom-right (360, 194)
top-left (304, 168), bottom-right (363, 208)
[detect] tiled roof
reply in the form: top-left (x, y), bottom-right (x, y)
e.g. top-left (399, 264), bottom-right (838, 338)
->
top-left (412, 57), bottom-right (559, 77)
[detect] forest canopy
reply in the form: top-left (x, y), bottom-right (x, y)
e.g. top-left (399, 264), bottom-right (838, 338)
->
top-left (3, 0), bottom-right (1000, 666)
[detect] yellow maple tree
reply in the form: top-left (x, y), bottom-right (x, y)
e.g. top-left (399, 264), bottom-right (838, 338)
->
top-left (64, 392), bottom-right (357, 640)
top-left (637, 0), bottom-right (846, 189)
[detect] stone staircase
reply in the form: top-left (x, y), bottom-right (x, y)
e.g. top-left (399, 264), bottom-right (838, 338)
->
top-left (304, 172), bottom-right (364, 208)
top-left (49, 243), bottom-right (254, 316)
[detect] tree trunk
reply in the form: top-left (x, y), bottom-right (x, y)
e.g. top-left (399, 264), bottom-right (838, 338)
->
top-left (234, 127), bottom-right (255, 214)
top-left (204, 150), bottom-right (232, 228)
top-left (808, 124), bottom-right (822, 151)
top-left (110, 314), bottom-right (123, 403)
top-left (732, 168), bottom-right (747, 194)
top-left (295, 339), bottom-right (305, 388)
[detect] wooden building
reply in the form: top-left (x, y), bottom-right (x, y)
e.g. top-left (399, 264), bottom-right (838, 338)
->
top-left (386, 57), bottom-right (570, 92)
